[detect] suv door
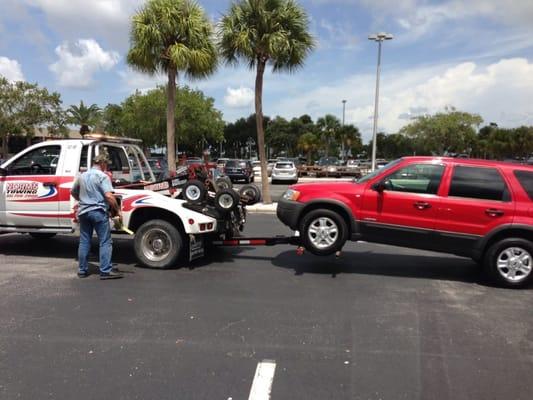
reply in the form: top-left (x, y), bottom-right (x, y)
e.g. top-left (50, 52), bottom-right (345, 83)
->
top-left (359, 162), bottom-right (446, 251)
top-left (434, 164), bottom-right (516, 256)
top-left (0, 144), bottom-right (63, 228)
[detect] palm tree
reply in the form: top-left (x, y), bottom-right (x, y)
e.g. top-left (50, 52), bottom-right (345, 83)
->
top-left (218, 0), bottom-right (315, 203)
top-left (316, 114), bottom-right (340, 157)
top-left (297, 132), bottom-right (319, 163)
top-left (127, 0), bottom-right (217, 173)
top-left (67, 101), bottom-right (101, 136)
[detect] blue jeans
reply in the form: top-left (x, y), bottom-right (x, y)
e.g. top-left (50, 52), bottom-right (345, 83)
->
top-left (78, 209), bottom-right (113, 275)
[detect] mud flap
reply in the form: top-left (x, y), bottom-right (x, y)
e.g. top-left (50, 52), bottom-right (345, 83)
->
top-left (189, 234), bottom-right (205, 261)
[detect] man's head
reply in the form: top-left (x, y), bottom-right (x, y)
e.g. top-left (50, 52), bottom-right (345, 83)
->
top-left (93, 153), bottom-right (110, 169)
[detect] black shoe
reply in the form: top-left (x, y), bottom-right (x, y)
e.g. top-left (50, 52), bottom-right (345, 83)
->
top-left (77, 272), bottom-right (89, 278)
top-left (100, 271), bottom-right (123, 280)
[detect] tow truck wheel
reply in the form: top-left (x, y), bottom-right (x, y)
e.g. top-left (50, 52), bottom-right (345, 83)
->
top-left (300, 209), bottom-right (348, 256)
top-left (239, 185), bottom-right (261, 205)
top-left (215, 176), bottom-right (233, 190)
top-left (182, 180), bottom-right (206, 204)
top-left (214, 189), bottom-right (239, 212)
top-left (134, 219), bottom-right (183, 269)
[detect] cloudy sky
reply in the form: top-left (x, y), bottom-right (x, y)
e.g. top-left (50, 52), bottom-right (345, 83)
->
top-left (1, 0), bottom-right (533, 142)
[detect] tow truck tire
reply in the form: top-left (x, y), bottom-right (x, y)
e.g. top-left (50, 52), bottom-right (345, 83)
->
top-left (134, 219), bottom-right (183, 269)
top-left (215, 176), bottom-right (233, 190)
top-left (239, 185), bottom-right (261, 205)
top-left (300, 209), bottom-right (348, 256)
top-left (182, 180), bottom-right (206, 204)
top-left (29, 232), bottom-right (57, 239)
top-left (214, 189), bottom-right (239, 213)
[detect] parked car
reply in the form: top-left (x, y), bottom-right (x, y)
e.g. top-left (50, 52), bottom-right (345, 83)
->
top-left (271, 161), bottom-right (298, 184)
top-left (147, 157), bottom-right (168, 180)
top-left (315, 156), bottom-right (341, 178)
top-left (252, 160), bottom-right (261, 177)
top-left (267, 159), bottom-right (278, 177)
top-left (278, 156), bottom-right (533, 288)
top-left (344, 159), bottom-right (362, 177)
top-left (216, 158), bottom-right (229, 170)
top-left (224, 159), bottom-right (254, 183)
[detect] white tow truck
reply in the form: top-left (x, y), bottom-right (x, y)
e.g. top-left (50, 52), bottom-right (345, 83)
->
top-left (0, 135), bottom-right (250, 268)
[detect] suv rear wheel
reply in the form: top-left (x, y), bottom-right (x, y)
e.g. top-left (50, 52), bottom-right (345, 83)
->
top-left (485, 238), bottom-right (532, 288)
top-left (300, 209), bottom-right (348, 256)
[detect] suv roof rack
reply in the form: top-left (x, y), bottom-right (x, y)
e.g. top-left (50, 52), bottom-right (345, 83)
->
top-left (82, 133), bottom-right (142, 144)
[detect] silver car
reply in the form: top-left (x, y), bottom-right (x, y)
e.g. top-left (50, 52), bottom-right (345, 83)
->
top-left (271, 161), bottom-right (298, 184)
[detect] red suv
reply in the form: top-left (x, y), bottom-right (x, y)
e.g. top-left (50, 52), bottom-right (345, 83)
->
top-left (277, 157), bottom-right (533, 288)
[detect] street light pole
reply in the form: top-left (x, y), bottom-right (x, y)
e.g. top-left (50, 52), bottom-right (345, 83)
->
top-left (342, 99), bottom-right (346, 161)
top-left (369, 32), bottom-right (393, 171)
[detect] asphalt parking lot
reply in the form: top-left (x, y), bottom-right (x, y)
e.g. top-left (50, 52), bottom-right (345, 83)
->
top-left (1, 214), bottom-right (533, 400)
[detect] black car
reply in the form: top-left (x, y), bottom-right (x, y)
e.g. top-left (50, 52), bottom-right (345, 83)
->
top-left (224, 159), bottom-right (254, 183)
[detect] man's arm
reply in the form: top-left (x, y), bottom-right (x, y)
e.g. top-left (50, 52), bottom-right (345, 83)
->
top-left (104, 192), bottom-right (121, 218)
top-left (71, 178), bottom-right (80, 201)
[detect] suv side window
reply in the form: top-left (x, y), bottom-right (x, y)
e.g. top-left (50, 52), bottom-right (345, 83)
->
top-left (449, 166), bottom-right (510, 201)
top-left (514, 170), bottom-right (533, 200)
top-left (6, 145), bottom-right (61, 176)
top-left (383, 164), bottom-right (445, 194)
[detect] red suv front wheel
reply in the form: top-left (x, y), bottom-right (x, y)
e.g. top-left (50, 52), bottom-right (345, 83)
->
top-left (300, 209), bottom-right (348, 256)
top-left (485, 238), bottom-right (533, 288)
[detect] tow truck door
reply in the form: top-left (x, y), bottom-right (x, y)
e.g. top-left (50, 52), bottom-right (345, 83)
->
top-left (1, 144), bottom-right (63, 229)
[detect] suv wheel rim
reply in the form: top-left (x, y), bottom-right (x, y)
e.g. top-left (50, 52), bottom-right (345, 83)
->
top-left (218, 193), bottom-right (234, 209)
top-left (308, 217), bottom-right (338, 249)
top-left (185, 185), bottom-right (201, 201)
top-left (142, 228), bottom-right (171, 262)
top-left (496, 247), bottom-right (532, 283)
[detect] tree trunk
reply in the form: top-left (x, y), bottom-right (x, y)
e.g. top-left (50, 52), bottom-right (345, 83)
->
top-left (255, 60), bottom-right (271, 204)
top-left (167, 68), bottom-right (177, 175)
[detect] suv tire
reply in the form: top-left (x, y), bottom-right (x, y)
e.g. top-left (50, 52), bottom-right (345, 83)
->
top-left (484, 238), bottom-right (533, 288)
top-left (134, 219), bottom-right (183, 269)
top-left (300, 209), bottom-right (348, 256)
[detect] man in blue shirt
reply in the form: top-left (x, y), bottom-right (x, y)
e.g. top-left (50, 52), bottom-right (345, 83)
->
top-left (71, 152), bottom-right (123, 279)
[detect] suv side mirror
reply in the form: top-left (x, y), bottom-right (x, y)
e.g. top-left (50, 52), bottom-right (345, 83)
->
top-left (372, 180), bottom-right (386, 192)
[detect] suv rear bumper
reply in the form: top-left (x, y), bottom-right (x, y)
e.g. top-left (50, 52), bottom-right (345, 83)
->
top-left (277, 198), bottom-right (305, 230)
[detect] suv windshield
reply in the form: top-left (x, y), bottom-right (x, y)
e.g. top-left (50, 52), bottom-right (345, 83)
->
top-left (356, 158), bottom-right (403, 183)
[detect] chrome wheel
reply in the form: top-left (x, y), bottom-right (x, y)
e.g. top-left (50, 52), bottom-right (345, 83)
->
top-left (307, 217), bottom-right (339, 249)
top-left (218, 193), bottom-right (235, 209)
top-left (496, 247), bottom-right (532, 283)
top-left (141, 228), bottom-right (172, 262)
top-left (185, 185), bottom-right (201, 201)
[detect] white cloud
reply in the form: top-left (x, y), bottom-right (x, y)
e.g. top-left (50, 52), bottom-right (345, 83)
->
top-left (23, 0), bottom-right (144, 49)
top-left (118, 68), bottom-right (166, 93)
top-left (270, 58), bottom-right (533, 142)
top-left (0, 57), bottom-right (24, 81)
top-left (49, 39), bottom-right (119, 88)
top-left (224, 87), bottom-right (254, 108)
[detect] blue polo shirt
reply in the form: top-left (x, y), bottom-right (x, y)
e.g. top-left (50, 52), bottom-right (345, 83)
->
top-left (71, 167), bottom-right (114, 216)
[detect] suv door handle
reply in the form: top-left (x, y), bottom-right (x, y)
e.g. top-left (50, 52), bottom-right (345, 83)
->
top-left (42, 182), bottom-right (57, 187)
top-left (413, 201), bottom-right (431, 210)
top-left (485, 208), bottom-right (504, 217)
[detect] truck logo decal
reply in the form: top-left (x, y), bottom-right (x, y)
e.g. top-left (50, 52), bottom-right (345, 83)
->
top-left (5, 181), bottom-right (58, 201)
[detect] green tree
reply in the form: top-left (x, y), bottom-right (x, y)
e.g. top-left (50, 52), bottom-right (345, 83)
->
top-left (127, 0), bottom-right (217, 173)
top-left (316, 114), bottom-right (340, 157)
top-left (219, 0), bottom-right (315, 203)
top-left (297, 131), bottom-right (319, 162)
top-left (119, 86), bottom-right (224, 153)
top-left (101, 104), bottom-right (124, 136)
top-left (400, 107), bottom-right (483, 155)
top-left (0, 77), bottom-right (66, 155)
top-left (67, 100), bottom-right (101, 135)
top-left (338, 124), bottom-right (362, 158)
top-left (224, 114), bottom-right (270, 158)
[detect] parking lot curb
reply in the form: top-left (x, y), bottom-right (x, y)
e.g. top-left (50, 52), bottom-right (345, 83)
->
top-left (246, 202), bottom-right (278, 213)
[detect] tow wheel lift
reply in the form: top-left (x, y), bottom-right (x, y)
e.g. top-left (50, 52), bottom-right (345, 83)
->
top-left (212, 235), bottom-right (301, 247)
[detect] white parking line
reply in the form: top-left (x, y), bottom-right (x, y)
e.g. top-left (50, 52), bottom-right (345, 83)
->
top-left (248, 360), bottom-right (277, 400)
